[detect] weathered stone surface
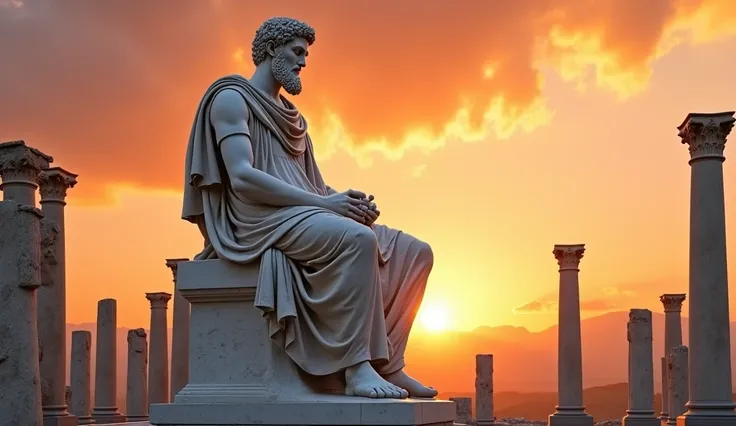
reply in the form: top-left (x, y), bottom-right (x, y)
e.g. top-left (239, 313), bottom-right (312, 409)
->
top-left (69, 330), bottom-right (92, 424)
top-left (91, 299), bottom-right (125, 424)
top-left (450, 396), bottom-right (472, 425)
top-left (476, 354), bottom-right (494, 425)
top-left (147, 292), bottom-right (172, 405)
top-left (126, 328), bottom-right (149, 421)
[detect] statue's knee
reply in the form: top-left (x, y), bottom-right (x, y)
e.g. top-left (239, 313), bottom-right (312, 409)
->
top-left (349, 225), bottom-right (379, 253)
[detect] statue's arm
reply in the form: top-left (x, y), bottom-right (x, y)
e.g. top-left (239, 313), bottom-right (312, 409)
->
top-left (325, 185), bottom-right (338, 195)
top-left (211, 89), bottom-right (327, 209)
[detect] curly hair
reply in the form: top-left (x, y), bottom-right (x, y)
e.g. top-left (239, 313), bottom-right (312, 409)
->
top-left (251, 17), bottom-right (316, 66)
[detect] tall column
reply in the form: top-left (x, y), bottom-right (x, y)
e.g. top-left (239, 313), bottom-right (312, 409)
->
top-left (660, 293), bottom-right (686, 423)
top-left (676, 111), bottom-right (736, 425)
top-left (0, 202), bottom-right (44, 426)
top-left (147, 292), bottom-right (172, 405)
top-left (0, 140), bottom-right (52, 205)
top-left (668, 346), bottom-right (689, 426)
top-left (548, 244), bottom-right (594, 426)
top-left (126, 329), bottom-right (149, 421)
top-left (475, 354), bottom-right (495, 426)
top-left (91, 299), bottom-right (125, 424)
top-left (450, 397), bottom-right (472, 425)
top-left (166, 258), bottom-right (190, 400)
top-left (69, 331), bottom-right (93, 425)
top-left (37, 167), bottom-right (78, 426)
top-left (623, 309), bottom-right (658, 426)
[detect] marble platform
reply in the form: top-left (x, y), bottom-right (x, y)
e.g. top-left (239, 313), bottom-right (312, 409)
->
top-left (149, 259), bottom-right (455, 426)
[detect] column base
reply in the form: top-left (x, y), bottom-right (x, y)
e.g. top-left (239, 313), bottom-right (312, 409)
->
top-left (622, 414), bottom-right (660, 426)
top-left (43, 414), bottom-right (78, 426)
top-left (548, 411), bottom-right (594, 426)
top-left (676, 401), bottom-right (736, 425)
top-left (90, 410), bottom-right (126, 425)
top-left (126, 415), bottom-right (150, 421)
top-left (75, 416), bottom-right (93, 425)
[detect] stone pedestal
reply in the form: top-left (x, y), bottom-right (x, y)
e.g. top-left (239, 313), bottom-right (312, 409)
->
top-left (69, 331), bottom-right (93, 425)
top-left (166, 258), bottom-right (190, 401)
top-left (659, 294), bottom-right (686, 424)
top-left (475, 354), bottom-right (495, 426)
top-left (676, 112), bottom-right (736, 426)
top-left (0, 202), bottom-right (45, 426)
top-left (38, 167), bottom-right (78, 426)
top-left (91, 299), bottom-right (125, 424)
top-left (623, 309), bottom-right (658, 426)
top-left (127, 329), bottom-right (149, 421)
top-left (668, 346), bottom-right (689, 426)
top-left (147, 292), bottom-right (172, 405)
top-left (449, 397), bottom-right (472, 425)
top-left (548, 244), bottom-right (594, 426)
top-left (148, 259), bottom-right (455, 426)
top-left (0, 140), bottom-right (52, 205)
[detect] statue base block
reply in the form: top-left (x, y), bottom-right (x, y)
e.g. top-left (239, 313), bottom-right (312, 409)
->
top-left (548, 412), bottom-right (594, 426)
top-left (43, 414), bottom-right (78, 426)
top-left (149, 397), bottom-right (455, 426)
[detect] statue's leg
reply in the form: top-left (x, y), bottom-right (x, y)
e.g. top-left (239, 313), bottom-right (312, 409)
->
top-left (270, 212), bottom-right (408, 399)
top-left (374, 230), bottom-right (438, 398)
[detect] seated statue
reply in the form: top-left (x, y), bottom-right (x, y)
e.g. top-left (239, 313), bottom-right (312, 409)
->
top-left (181, 16), bottom-right (437, 400)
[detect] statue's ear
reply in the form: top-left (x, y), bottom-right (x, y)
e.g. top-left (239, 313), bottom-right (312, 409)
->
top-left (265, 40), bottom-right (277, 58)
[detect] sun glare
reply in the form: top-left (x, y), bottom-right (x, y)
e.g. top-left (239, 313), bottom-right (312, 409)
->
top-left (418, 302), bottom-right (450, 332)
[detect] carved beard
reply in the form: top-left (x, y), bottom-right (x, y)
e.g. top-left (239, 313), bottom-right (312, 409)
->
top-left (271, 49), bottom-right (302, 96)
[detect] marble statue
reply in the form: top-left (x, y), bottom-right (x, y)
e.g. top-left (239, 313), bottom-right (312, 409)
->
top-left (181, 16), bottom-right (437, 400)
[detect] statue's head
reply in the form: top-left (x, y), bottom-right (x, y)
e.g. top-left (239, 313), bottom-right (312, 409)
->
top-left (252, 17), bottom-right (315, 96)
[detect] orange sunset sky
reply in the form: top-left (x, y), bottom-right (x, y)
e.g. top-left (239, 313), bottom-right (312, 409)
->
top-left (2, 0), bottom-right (736, 334)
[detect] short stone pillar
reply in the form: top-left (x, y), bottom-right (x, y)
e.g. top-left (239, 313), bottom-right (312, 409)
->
top-left (548, 244), bottom-right (594, 426)
top-left (69, 331), bottom-right (93, 425)
top-left (37, 167), bottom-right (78, 426)
top-left (676, 112), bottom-right (736, 425)
top-left (476, 354), bottom-right (495, 426)
top-left (0, 202), bottom-right (44, 426)
top-left (668, 346), bottom-right (689, 426)
top-left (126, 328), bottom-right (149, 421)
top-left (91, 299), bottom-right (125, 424)
top-left (450, 396), bottom-right (473, 425)
top-left (147, 292), bottom-right (172, 405)
top-left (659, 293), bottom-right (686, 423)
top-left (623, 309), bottom-right (658, 426)
top-left (0, 140), bottom-right (53, 205)
top-left (166, 258), bottom-right (190, 400)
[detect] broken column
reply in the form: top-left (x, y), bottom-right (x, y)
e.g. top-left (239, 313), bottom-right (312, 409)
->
top-left (450, 396), bottom-right (473, 425)
top-left (659, 293), bottom-right (686, 423)
top-left (0, 202), bottom-right (44, 426)
top-left (623, 309), bottom-right (658, 426)
top-left (166, 258), bottom-right (190, 400)
top-left (677, 112), bottom-right (736, 425)
top-left (668, 346), bottom-right (689, 426)
top-left (38, 167), bottom-right (78, 426)
top-left (126, 329), bottom-right (149, 421)
top-left (476, 354), bottom-right (495, 426)
top-left (0, 140), bottom-right (53, 205)
top-left (548, 244), bottom-right (594, 426)
top-left (69, 331), bottom-right (92, 425)
top-left (147, 292), bottom-right (172, 404)
top-left (91, 299), bottom-right (125, 424)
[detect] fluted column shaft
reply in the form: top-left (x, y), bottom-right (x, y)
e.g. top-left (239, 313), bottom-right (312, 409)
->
top-left (166, 258), bottom-right (190, 400)
top-left (91, 299), bottom-right (124, 424)
top-left (0, 202), bottom-right (44, 426)
top-left (147, 292), bottom-right (172, 405)
top-left (37, 167), bottom-right (78, 426)
top-left (126, 329), bottom-right (149, 421)
top-left (677, 112), bottom-right (736, 425)
top-left (660, 294), bottom-right (686, 423)
top-left (69, 331), bottom-right (92, 425)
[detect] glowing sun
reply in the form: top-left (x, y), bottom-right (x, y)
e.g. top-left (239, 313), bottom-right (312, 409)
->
top-left (418, 302), bottom-right (450, 332)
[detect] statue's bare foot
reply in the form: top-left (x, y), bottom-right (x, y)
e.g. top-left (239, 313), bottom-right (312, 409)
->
top-left (383, 369), bottom-right (438, 398)
top-left (345, 361), bottom-right (409, 399)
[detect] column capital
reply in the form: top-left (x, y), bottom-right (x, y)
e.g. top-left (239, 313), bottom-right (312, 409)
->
top-left (0, 140), bottom-right (53, 189)
top-left (678, 111), bottom-right (735, 163)
top-left (39, 166), bottom-right (78, 204)
top-left (659, 293), bottom-right (686, 313)
top-left (627, 308), bottom-right (652, 342)
top-left (165, 258), bottom-right (189, 282)
top-left (146, 292), bottom-right (172, 309)
top-left (553, 244), bottom-right (585, 271)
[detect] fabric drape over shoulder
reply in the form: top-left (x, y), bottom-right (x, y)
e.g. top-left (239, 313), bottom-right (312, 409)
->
top-left (180, 74), bottom-right (403, 376)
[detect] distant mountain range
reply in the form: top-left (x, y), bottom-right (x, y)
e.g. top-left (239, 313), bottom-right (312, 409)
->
top-left (64, 311), bottom-right (736, 419)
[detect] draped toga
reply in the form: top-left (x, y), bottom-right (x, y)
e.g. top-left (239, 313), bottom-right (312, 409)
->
top-left (181, 75), bottom-right (433, 376)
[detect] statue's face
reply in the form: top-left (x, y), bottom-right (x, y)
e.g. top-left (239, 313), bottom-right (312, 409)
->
top-left (271, 37), bottom-right (309, 96)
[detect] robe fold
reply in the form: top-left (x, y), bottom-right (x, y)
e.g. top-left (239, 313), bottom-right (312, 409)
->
top-left (181, 74), bottom-right (433, 376)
